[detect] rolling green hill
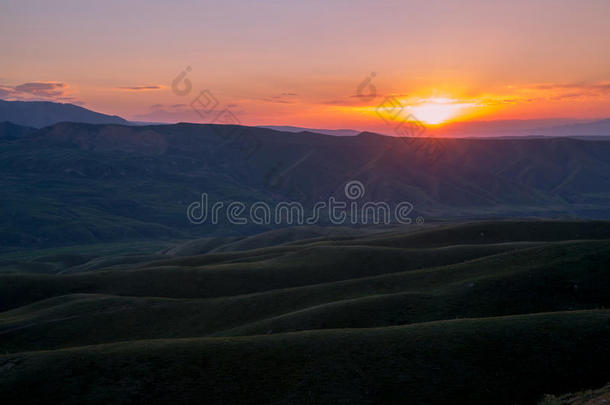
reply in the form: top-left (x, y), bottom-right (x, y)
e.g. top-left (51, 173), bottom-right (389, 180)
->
top-left (1, 221), bottom-right (610, 403)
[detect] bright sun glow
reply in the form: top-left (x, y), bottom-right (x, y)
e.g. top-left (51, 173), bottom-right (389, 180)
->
top-left (407, 98), bottom-right (476, 125)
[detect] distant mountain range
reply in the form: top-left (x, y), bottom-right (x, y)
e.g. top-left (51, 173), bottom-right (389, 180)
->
top-left (2, 120), bottom-right (610, 250)
top-left (2, 99), bottom-right (609, 138)
top-left (529, 119), bottom-right (610, 137)
top-left (0, 99), bottom-right (128, 128)
top-left (259, 125), bottom-right (361, 136)
top-left (262, 121), bottom-right (610, 139)
top-left (428, 118), bottom-right (610, 138)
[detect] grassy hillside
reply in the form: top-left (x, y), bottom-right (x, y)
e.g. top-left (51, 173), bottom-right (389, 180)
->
top-left (1, 221), bottom-right (610, 403)
top-left (1, 311), bottom-right (610, 404)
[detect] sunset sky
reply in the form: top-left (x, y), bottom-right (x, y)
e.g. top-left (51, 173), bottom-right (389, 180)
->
top-left (2, 0), bottom-right (610, 132)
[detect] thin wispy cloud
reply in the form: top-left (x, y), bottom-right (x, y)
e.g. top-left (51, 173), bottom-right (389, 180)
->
top-left (14, 82), bottom-right (66, 97)
top-left (117, 85), bottom-right (163, 91)
top-left (261, 98), bottom-right (294, 104)
top-left (258, 92), bottom-right (300, 104)
top-left (0, 81), bottom-right (80, 103)
top-left (149, 103), bottom-right (186, 110)
top-left (325, 96), bottom-right (381, 106)
top-left (529, 82), bottom-right (610, 94)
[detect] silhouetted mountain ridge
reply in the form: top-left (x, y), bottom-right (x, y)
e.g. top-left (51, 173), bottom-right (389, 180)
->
top-left (2, 121), bottom-right (610, 249)
top-left (0, 99), bottom-right (128, 128)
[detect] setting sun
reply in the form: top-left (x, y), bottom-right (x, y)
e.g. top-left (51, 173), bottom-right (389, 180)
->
top-left (406, 98), bottom-right (477, 125)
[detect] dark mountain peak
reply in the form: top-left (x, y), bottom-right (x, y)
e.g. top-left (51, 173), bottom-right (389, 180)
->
top-left (356, 131), bottom-right (386, 138)
top-left (0, 99), bottom-right (129, 128)
top-left (259, 125), bottom-right (361, 136)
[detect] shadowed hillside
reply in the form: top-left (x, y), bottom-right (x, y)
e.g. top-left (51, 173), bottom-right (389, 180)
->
top-left (2, 121), bottom-right (610, 251)
top-left (1, 221), bottom-right (609, 404)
